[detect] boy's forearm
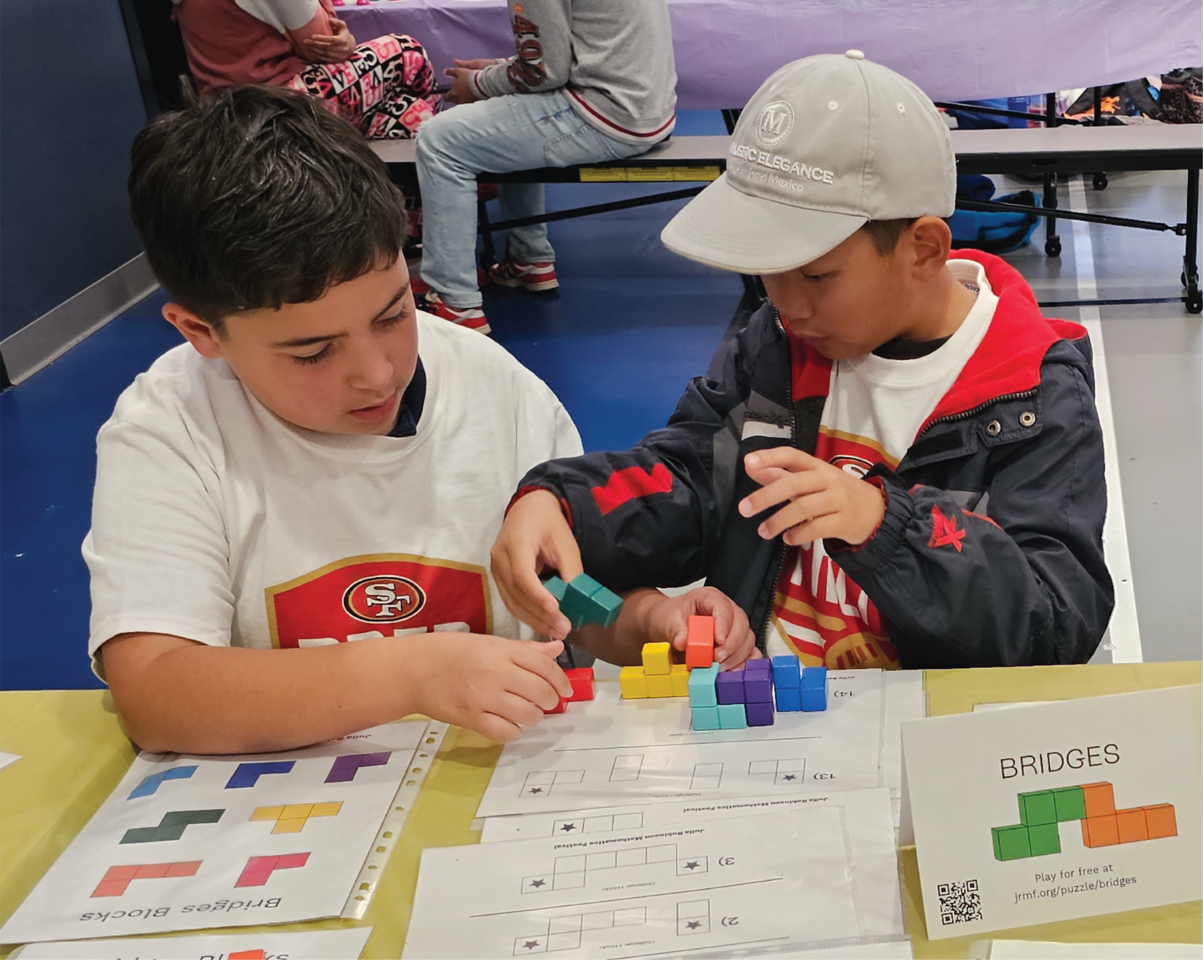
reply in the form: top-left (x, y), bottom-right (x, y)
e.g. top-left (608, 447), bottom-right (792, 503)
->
top-left (109, 637), bottom-right (419, 755)
top-left (566, 588), bottom-right (665, 667)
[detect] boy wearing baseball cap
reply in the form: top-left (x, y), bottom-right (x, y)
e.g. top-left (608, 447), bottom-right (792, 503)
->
top-left (492, 52), bottom-right (1114, 669)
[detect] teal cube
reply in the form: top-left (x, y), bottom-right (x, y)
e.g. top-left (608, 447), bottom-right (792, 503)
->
top-left (1018, 790), bottom-right (1058, 826)
top-left (688, 665), bottom-right (719, 707)
top-left (559, 575), bottom-right (601, 626)
top-left (1027, 822), bottom-right (1061, 857)
top-left (587, 585), bottom-right (624, 628)
top-left (691, 706), bottom-right (720, 731)
top-left (991, 824), bottom-right (1031, 861)
top-left (1051, 786), bottom-right (1086, 822)
top-left (543, 576), bottom-right (567, 602)
top-left (717, 704), bottom-right (746, 730)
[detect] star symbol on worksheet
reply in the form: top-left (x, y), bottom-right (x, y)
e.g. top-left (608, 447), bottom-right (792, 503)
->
top-left (782, 774), bottom-right (797, 781)
top-left (683, 861), bottom-right (700, 870)
top-left (528, 787), bottom-right (544, 794)
top-left (686, 921), bottom-right (702, 930)
top-left (530, 879), bottom-right (546, 888)
top-left (560, 822), bottom-right (577, 832)
top-left (523, 940), bottom-right (541, 950)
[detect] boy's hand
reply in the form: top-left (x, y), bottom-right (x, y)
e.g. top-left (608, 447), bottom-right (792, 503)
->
top-left (491, 490), bottom-right (581, 641)
top-left (739, 448), bottom-right (885, 547)
top-left (648, 587), bottom-right (759, 670)
top-left (303, 19), bottom-right (357, 62)
top-left (453, 57), bottom-right (505, 70)
top-left (444, 67), bottom-right (479, 104)
top-left (406, 634), bottom-right (572, 743)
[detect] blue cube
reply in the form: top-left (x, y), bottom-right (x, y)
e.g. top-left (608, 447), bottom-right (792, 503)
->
top-left (746, 701), bottom-right (774, 726)
top-left (771, 655), bottom-right (801, 688)
top-left (717, 703), bottom-right (747, 729)
top-left (687, 664), bottom-right (719, 707)
top-left (715, 671), bottom-right (745, 704)
top-left (775, 687), bottom-right (802, 712)
top-left (800, 667), bottom-right (827, 712)
top-left (691, 705), bottom-right (720, 731)
top-left (744, 673), bottom-right (773, 703)
top-left (800, 666), bottom-right (827, 689)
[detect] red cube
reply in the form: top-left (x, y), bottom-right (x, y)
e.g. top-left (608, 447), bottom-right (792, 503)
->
top-left (565, 667), bottom-right (595, 702)
top-left (685, 615), bottom-right (715, 668)
top-left (544, 696), bottom-right (568, 714)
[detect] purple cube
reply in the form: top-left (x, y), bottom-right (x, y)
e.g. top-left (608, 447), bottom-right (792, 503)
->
top-left (744, 673), bottom-right (773, 703)
top-left (744, 659), bottom-right (772, 673)
top-left (746, 701), bottom-right (774, 726)
top-left (715, 671), bottom-right (745, 704)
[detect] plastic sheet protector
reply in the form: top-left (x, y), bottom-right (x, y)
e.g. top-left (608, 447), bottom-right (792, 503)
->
top-left (12, 927), bottom-right (373, 959)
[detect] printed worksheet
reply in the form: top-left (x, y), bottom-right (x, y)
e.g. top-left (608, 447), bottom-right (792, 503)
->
top-left (12, 927), bottom-right (372, 959)
top-left (403, 808), bottom-right (875, 958)
top-left (0, 722), bottom-right (425, 944)
top-left (478, 671), bottom-right (887, 818)
top-left (479, 788), bottom-right (903, 938)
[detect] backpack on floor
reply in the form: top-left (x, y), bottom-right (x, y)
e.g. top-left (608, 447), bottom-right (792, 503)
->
top-left (949, 175), bottom-right (1041, 254)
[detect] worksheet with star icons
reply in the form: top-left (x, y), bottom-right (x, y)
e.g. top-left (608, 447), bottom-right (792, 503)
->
top-left (403, 804), bottom-right (886, 959)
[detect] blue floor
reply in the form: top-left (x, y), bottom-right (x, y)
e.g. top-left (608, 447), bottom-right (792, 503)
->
top-left (0, 110), bottom-right (742, 690)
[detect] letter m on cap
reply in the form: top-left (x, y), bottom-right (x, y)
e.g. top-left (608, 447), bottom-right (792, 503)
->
top-left (591, 464), bottom-right (673, 516)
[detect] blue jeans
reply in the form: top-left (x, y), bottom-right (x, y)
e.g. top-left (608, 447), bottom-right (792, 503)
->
top-left (415, 90), bottom-right (650, 308)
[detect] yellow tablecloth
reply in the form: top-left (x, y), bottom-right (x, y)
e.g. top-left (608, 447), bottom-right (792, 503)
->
top-left (2, 663), bottom-right (1200, 958)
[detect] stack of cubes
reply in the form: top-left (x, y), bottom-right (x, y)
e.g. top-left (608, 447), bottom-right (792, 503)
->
top-left (687, 664), bottom-right (721, 730)
top-left (545, 574), bottom-right (623, 630)
top-left (772, 658), bottom-right (827, 713)
top-left (619, 641), bottom-right (689, 699)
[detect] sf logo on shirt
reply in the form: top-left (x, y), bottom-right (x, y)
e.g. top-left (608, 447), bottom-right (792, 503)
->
top-left (342, 576), bottom-right (426, 622)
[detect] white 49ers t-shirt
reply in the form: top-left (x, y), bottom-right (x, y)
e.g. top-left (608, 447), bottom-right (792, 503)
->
top-left (84, 312), bottom-right (582, 678)
top-left (767, 260), bottom-right (999, 668)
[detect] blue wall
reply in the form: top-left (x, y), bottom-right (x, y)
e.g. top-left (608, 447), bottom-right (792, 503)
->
top-left (0, 0), bottom-right (148, 339)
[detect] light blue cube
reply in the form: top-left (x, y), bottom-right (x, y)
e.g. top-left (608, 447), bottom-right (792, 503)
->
top-left (687, 664), bottom-right (719, 707)
top-left (717, 703), bottom-right (747, 729)
top-left (691, 705), bottom-right (720, 731)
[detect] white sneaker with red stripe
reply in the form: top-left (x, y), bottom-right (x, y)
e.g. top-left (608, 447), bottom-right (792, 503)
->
top-left (488, 256), bottom-right (559, 292)
top-left (424, 292), bottom-right (491, 335)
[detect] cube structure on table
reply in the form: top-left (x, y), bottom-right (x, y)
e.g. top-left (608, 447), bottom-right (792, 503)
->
top-left (1018, 790), bottom-right (1058, 826)
top-left (991, 824), bottom-right (1031, 861)
top-left (743, 668), bottom-right (773, 704)
top-left (745, 701), bottom-right (774, 726)
top-left (800, 666), bottom-right (827, 712)
top-left (1141, 803), bottom-right (1178, 839)
top-left (565, 667), bottom-right (594, 702)
top-left (646, 673), bottom-right (674, 698)
top-left (670, 664), bottom-right (690, 697)
top-left (685, 615), bottom-right (715, 668)
top-left (641, 641), bottom-right (672, 676)
top-left (688, 664), bottom-right (719, 707)
top-left (772, 655), bottom-right (801, 689)
top-left (560, 573), bottom-right (623, 629)
top-left (717, 703), bottom-right (747, 729)
top-left (715, 671), bottom-right (745, 705)
top-left (691, 705), bottom-right (720, 731)
top-left (619, 666), bottom-right (648, 699)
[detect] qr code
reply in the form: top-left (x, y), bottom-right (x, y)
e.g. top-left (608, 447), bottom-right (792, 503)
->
top-left (937, 879), bottom-right (982, 925)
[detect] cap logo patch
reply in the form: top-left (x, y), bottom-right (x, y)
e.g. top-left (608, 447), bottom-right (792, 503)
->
top-left (755, 101), bottom-right (794, 146)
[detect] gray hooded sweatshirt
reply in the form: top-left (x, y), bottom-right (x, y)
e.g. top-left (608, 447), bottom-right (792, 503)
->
top-left (470, 0), bottom-right (677, 145)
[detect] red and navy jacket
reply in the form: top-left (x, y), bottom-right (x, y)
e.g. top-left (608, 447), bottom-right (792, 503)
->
top-left (518, 251), bottom-right (1114, 667)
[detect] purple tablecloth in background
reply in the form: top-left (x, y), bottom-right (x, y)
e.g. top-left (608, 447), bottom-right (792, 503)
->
top-left (341, 0), bottom-right (1201, 110)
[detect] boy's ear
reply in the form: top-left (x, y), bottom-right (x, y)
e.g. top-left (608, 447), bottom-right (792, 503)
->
top-left (908, 216), bottom-right (953, 281)
top-left (162, 303), bottom-right (226, 359)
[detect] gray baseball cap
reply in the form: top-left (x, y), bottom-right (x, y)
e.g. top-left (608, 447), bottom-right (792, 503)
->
top-left (661, 51), bottom-right (956, 274)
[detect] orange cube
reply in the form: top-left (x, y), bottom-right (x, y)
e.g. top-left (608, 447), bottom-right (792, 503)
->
top-left (1141, 803), bottom-right (1178, 840)
top-left (1081, 814), bottom-right (1120, 848)
top-left (1115, 808), bottom-right (1149, 843)
top-left (1080, 782), bottom-right (1115, 818)
top-left (685, 615), bottom-right (715, 668)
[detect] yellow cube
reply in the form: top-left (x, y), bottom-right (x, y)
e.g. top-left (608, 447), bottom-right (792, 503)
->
top-left (620, 666), bottom-right (648, 699)
top-left (641, 641), bottom-right (672, 676)
top-left (646, 674), bottom-right (674, 698)
top-left (671, 664), bottom-right (690, 697)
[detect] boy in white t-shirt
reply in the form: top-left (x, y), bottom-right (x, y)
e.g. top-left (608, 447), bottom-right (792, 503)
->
top-left (492, 54), bottom-right (1114, 669)
top-left (85, 84), bottom-right (578, 755)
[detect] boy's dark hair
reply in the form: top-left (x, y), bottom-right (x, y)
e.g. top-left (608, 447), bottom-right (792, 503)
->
top-left (859, 218), bottom-right (919, 256)
top-left (129, 84), bottom-right (406, 329)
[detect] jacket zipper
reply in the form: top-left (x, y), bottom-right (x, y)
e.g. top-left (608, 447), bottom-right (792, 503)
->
top-left (757, 309), bottom-right (793, 647)
top-left (914, 389), bottom-right (1038, 439)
